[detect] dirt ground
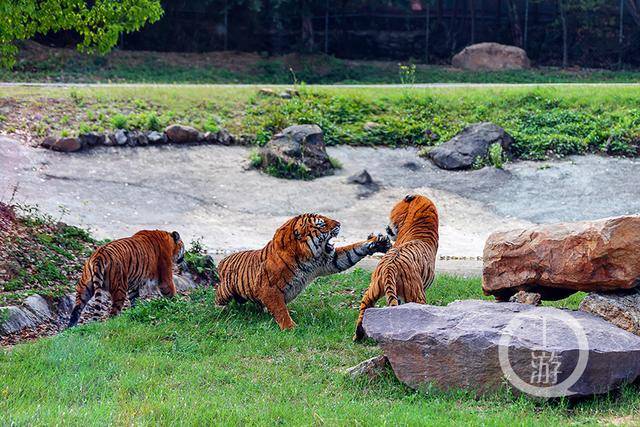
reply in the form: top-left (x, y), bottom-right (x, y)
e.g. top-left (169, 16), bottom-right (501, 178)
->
top-left (3, 136), bottom-right (640, 275)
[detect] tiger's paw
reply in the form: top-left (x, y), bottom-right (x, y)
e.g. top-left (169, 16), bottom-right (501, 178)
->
top-left (353, 323), bottom-right (366, 342)
top-left (366, 233), bottom-right (392, 255)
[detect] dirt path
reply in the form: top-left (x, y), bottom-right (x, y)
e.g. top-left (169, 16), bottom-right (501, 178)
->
top-left (3, 136), bottom-right (640, 274)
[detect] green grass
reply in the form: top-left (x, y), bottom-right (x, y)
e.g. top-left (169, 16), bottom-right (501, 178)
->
top-left (5, 46), bottom-right (640, 84)
top-left (2, 85), bottom-right (640, 160)
top-left (1, 270), bottom-right (636, 426)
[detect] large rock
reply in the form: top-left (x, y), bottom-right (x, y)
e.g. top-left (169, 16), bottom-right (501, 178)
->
top-left (164, 124), bottom-right (202, 143)
top-left (452, 42), bottom-right (531, 71)
top-left (427, 122), bottom-right (513, 170)
top-left (0, 306), bottom-right (37, 335)
top-left (483, 216), bottom-right (640, 301)
top-left (580, 290), bottom-right (640, 336)
top-left (260, 124), bottom-right (334, 179)
top-left (363, 301), bottom-right (640, 398)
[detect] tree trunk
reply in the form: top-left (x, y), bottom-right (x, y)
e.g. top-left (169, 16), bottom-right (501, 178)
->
top-left (301, 0), bottom-right (315, 52)
top-left (425, 1), bottom-right (431, 63)
top-left (223, 0), bottom-right (229, 51)
top-left (324, 0), bottom-right (329, 53)
top-left (469, 0), bottom-right (476, 44)
top-left (507, 0), bottom-right (523, 47)
top-left (524, 0), bottom-right (529, 49)
top-left (558, 0), bottom-right (568, 67)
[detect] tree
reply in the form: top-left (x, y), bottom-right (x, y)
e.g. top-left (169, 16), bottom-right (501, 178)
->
top-left (0, 0), bottom-right (164, 68)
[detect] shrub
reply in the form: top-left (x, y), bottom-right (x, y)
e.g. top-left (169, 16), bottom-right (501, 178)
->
top-left (488, 143), bottom-right (504, 169)
top-left (248, 149), bottom-right (263, 168)
top-left (183, 239), bottom-right (219, 285)
top-left (145, 113), bottom-right (162, 131)
top-left (110, 113), bottom-right (128, 130)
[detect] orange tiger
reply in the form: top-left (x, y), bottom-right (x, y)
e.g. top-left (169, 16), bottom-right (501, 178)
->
top-left (216, 213), bottom-right (391, 330)
top-left (354, 195), bottom-right (439, 340)
top-left (68, 230), bottom-right (185, 327)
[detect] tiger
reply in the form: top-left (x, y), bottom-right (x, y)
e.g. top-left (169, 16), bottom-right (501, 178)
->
top-left (215, 213), bottom-right (391, 330)
top-left (68, 230), bottom-right (185, 327)
top-left (353, 195), bottom-right (439, 341)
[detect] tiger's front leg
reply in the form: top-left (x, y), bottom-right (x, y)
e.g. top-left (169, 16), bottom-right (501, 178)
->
top-left (321, 233), bottom-right (391, 275)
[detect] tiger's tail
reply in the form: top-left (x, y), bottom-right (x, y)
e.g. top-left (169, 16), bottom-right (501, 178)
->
top-left (68, 258), bottom-right (104, 327)
top-left (353, 257), bottom-right (399, 341)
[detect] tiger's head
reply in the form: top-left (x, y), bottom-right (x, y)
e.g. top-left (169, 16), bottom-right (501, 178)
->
top-left (171, 231), bottom-right (186, 265)
top-left (276, 213), bottom-right (341, 258)
top-left (386, 194), bottom-right (439, 244)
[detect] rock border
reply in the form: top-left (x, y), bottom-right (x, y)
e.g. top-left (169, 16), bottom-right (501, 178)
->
top-left (41, 125), bottom-right (241, 153)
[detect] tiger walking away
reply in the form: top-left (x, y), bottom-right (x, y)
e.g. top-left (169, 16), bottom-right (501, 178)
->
top-left (216, 213), bottom-right (392, 330)
top-left (68, 230), bottom-right (185, 327)
top-left (354, 195), bottom-right (439, 341)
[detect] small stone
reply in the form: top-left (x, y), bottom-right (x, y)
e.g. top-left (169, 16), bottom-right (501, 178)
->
top-left (146, 131), bottom-right (167, 144)
top-left (347, 169), bottom-right (374, 185)
top-left (258, 88), bottom-right (277, 96)
top-left (285, 88), bottom-right (300, 97)
top-left (509, 290), bottom-right (542, 306)
top-left (580, 290), bottom-right (640, 336)
top-left (346, 355), bottom-right (389, 380)
top-left (40, 137), bottom-right (56, 149)
top-left (164, 124), bottom-right (200, 143)
top-left (51, 137), bottom-right (82, 153)
top-left (279, 92), bottom-right (292, 99)
top-left (111, 129), bottom-right (128, 146)
top-left (363, 122), bottom-right (380, 131)
top-left (425, 129), bottom-right (440, 141)
top-left (128, 130), bottom-right (148, 146)
top-left (79, 132), bottom-right (105, 147)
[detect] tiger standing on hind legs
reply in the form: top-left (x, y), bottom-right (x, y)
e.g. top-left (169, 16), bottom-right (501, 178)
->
top-left (353, 195), bottom-right (439, 341)
top-left (215, 213), bottom-right (392, 330)
top-left (67, 230), bottom-right (185, 327)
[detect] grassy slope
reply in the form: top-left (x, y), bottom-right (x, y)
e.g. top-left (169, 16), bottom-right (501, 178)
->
top-left (4, 44), bottom-right (640, 84)
top-left (1, 270), bottom-right (637, 426)
top-left (2, 85), bottom-right (640, 159)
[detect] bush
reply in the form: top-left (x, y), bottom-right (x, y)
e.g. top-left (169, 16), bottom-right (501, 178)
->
top-left (183, 239), bottom-right (218, 286)
top-left (110, 113), bottom-right (128, 130)
top-left (488, 143), bottom-right (504, 169)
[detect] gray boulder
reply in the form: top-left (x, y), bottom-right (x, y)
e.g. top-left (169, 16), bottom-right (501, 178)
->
top-left (0, 306), bottom-right (37, 335)
top-left (128, 130), bottom-right (149, 146)
top-left (109, 129), bottom-right (129, 146)
top-left (580, 290), bottom-right (640, 336)
top-left (427, 122), bottom-right (513, 170)
top-left (260, 124), bottom-right (334, 179)
top-left (363, 301), bottom-right (640, 398)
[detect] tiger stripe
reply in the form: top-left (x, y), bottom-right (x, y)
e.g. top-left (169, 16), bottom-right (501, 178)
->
top-left (67, 230), bottom-right (185, 327)
top-left (354, 195), bottom-right (439, 340)
top-left (216, 213), bottom-right (391, 330)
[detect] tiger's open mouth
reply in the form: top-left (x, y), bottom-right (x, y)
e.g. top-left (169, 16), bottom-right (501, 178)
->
top-left (324, 226), bottom-right (340, 253)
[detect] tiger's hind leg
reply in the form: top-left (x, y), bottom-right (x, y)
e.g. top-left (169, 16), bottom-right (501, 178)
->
top-left (68, 282), bottom-right (95, 328)
top-left (109, 281), bottom-right (127, 317)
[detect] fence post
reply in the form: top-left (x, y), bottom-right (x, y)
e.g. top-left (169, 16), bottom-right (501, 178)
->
top-left (425, 1), bottom-right (431, 63)
top-left (619, 0), bottom-right (624, 68)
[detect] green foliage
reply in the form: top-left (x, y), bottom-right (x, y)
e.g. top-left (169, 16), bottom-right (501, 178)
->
top-left (110, 113), bottom-right (128, 130)
top-left (145, 113), bottom-right (162, 131)
top-left (0, 0), bottom-right (164, 68)
top-left (183, 239), bottom-right (219, 286)
top-left (264, 158), bottom-right (311, 180)
top-left (329, 156), bottom-right (343, 169)
top-left (488, 143), bottom-right (504, 169)
top-left (0, 270), bottom-right (634, 425)
top-left (398, 63), bottom-right (417, 85)
top-left (0, 307), bottom-right (8, 323)
top-left (248, 149), bottom-right (263, 168)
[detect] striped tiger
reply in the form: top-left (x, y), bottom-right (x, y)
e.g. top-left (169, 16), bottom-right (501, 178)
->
top-left (216, 213), bottom-right (391, 330)
top-left (354, 195), bottom-right (439, 341)
top-left (68, 230), bottom-right (185, 327)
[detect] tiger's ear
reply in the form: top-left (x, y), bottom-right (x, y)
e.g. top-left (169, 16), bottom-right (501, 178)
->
top-left (404, 194), bottom-right (416, 203)
top-left (171, 231), bottom-right (181, 243)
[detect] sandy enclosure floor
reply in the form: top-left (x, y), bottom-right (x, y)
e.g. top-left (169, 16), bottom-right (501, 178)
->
top-left (2, 136), bottom-right (640, 274)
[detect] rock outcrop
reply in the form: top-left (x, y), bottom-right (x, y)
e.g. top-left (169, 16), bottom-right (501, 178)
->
top-left (483, 215), bottom-right (640, 301)
top-left (363, 301), bottom-right (640, 398)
